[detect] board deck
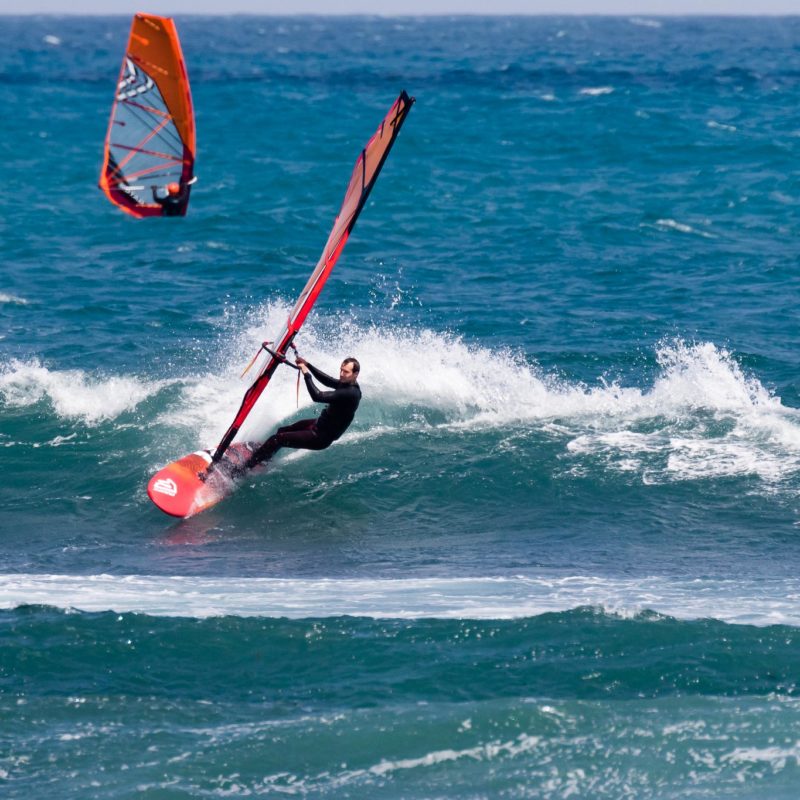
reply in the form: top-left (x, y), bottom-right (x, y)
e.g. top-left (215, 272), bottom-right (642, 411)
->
top-left (147, 443), bottom-right (252, 518)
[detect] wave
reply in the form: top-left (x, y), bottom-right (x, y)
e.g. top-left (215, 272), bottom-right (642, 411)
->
top-left (224, 307), bottom-right (800, 487)
top-left (0, 292), bottom-right (29, 306)
top-left (650, 218), bottom-right (717, 238)
top-left (0, 358), bottom-right (168, 425)
top-left (629, 17), bottom-right (663, 29)
top-left (3, 573), bottom-right (800, 627)
top-left (5, 604), bottom-right (798, 798)
top-left (579, 86), bottom-right (615, 96)
top-left (4, 305), bottom-right (800, 486)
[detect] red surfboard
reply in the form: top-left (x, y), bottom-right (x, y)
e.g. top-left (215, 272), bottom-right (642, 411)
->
top-left (147, 444), bottom-right (251, 518)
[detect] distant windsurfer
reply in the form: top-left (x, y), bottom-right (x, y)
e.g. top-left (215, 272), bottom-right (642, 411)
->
top-left (240, 357), bottom-right (361, 471)
top-left (152, 176), bottom-right (197, 216)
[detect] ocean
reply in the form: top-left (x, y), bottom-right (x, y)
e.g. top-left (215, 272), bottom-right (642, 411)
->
top-left (2, 13), bottom-right (800, 798)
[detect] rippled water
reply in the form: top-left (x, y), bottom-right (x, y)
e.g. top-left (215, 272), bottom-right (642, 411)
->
top-left (2, 14), bottom-right (800, 799)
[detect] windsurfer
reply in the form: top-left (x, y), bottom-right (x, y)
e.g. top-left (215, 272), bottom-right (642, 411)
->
top-left (152, 176), bottom-right (197, 216)
top-left (241, 357), bottom-right (361, 471)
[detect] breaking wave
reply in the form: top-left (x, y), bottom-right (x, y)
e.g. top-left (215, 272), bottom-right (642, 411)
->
top-left (3, 572), bottom-right (800, 627)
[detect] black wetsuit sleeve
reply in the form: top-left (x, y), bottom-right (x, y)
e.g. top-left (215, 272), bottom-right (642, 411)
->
top-left (303, 373), bottom-right (342, 404)
top-left (305, 362), bottom-right (340, 388)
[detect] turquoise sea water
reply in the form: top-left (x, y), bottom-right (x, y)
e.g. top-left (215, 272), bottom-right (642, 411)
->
top-left (2, 14), bottom-right (800, 798)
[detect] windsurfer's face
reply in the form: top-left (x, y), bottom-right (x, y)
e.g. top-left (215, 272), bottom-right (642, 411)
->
top-left (340, 362), bottom-right (357, 383)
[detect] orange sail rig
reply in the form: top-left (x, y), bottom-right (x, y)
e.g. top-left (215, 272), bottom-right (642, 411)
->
top-left (211, 90), bottom-right (415, 465)
top-left (99, 14), bottom-right (196, 218)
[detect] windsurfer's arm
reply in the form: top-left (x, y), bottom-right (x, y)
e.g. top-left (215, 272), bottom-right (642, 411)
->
top-left (303, 373), bottom-right (342, 404)
top-left (304, 362), bottom-right (340, 388)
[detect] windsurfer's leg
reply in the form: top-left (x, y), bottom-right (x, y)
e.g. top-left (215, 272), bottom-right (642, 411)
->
top-left (274, 427), bottom-right (331, 453)
top-left (279, 419), bottom-right (318, 435)
top-left (246, 419), bottom-right (318, 468)
top-left (246, 434), bottom-right (281, 468)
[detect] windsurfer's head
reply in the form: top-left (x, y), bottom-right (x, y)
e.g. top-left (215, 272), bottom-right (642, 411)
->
top-left (340, 358), bottom-right (360, 383)
top-left (167, 182), bottom-right (181, 196)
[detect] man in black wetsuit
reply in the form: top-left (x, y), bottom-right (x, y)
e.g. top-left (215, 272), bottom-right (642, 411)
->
top-left (243, 356), bottom-right (361, 470)
top-left (152, 177), bottom-right (196, 216)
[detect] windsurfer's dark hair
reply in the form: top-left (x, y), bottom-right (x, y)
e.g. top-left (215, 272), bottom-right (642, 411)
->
top-left (343, 357), bottom-right (360, 374)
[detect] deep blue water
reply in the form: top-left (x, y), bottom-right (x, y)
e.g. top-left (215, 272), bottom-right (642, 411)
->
top-left (2, 14), bottom-right (800, 798)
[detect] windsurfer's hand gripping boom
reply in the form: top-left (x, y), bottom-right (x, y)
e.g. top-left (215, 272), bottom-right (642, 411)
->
top-left (240, 342), bottom-right (301, 380)
top-left (295, 356), bottom-right (310, 375)
top-left (197, 345), bottom-right (306, 482)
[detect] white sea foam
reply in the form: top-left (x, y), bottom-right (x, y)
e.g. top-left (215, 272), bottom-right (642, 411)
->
top-left (0, 358), bottom-right (166, 424)
top-left (653, 218), bottom-right (717, 238)
top-left (708, 120), bottom-right (737, 133)
top-left (629, 17), bottom-right (663, 28)
top-left (150, 302), bottom-right (800, 487)
top-left (339, 733), bottom-right (541, 784)
top-left (7, 303), bottom-right (799, 487)
top-left (722, 741), bottom-right (800, 769)
top-left (579, 86), bottom-right (614, 97)
top-left (0, 293), bottom-right (29, 305)
top-left (253, 733), bottom-right (540, 796)
top-left (2, 573), bottom-right (800, 627)
top-left (561, 340), bottom-right (800, 485)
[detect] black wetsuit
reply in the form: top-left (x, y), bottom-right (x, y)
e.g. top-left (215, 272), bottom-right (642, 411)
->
top-left (247, 362), bottom-right (361, 467)
top-left (152, 186), bottom-right (188, 217)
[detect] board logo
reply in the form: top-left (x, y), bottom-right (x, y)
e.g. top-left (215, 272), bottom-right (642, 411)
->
top-left (153, 478), bottom-right (178, 497)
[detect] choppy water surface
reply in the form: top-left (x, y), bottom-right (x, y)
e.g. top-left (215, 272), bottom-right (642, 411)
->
top-left (2, 14), bottom-right (800, 799)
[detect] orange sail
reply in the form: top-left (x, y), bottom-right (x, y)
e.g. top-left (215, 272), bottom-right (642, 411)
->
top-left (99, 14), bottom-right (196, 218)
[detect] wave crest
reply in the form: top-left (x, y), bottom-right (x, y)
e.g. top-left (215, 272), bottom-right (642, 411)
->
top-left (0, 358), bottom-right (164, 424)
top-left (2, 573), bottom-right (799, 627)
